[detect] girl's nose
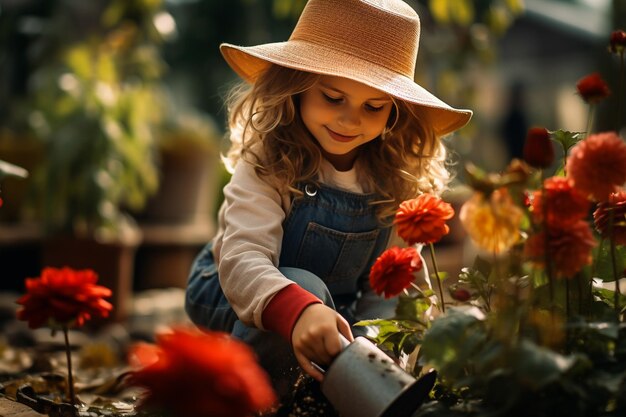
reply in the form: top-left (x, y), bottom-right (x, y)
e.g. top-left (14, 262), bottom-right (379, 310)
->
top-left (338, 106), bottom-right (361, 129)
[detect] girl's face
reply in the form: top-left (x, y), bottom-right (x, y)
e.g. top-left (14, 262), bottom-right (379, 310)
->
top-left (300, 75), bottom-right (394, 171)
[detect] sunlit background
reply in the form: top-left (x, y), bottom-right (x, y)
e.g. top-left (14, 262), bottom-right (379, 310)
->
top-left (0, 0), bottom-right (623, 319)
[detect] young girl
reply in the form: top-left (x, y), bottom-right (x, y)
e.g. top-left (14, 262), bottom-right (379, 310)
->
top-left (186, 0), bottom-right (472, 394)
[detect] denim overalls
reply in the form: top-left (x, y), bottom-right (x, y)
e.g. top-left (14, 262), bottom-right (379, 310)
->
top-left (185, 182), bottom-right (391, 394)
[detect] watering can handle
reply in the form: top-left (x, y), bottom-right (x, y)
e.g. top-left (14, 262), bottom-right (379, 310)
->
top-left (310, 333), bottom-right (352, 374)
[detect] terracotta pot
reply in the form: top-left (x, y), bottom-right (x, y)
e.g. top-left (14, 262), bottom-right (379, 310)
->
top-left (139, 147), bottom-right (220, 224)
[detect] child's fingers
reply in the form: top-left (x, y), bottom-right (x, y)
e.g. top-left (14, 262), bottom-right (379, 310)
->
top-left (322, 331), bottom-right (343, 360)
top-left (294, 350), bottom-right (324, 381)
top-left (310, 339), bottom-right (336, 365)
top-left (336, 314), bottom-right (354, 343)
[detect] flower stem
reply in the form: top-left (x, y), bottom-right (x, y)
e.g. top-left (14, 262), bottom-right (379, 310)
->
top-left (609, 204), bottom-right (621, 317)
top-left (576, 272), bottom-right (584, 315)
top-left (585, 105), bottom-right (594, 138)
top-left (63, 326), bottom-right (76, 405)
top-left (540, 171), bottom-right (555, 310)
top-left (429, 243), bottom-right (445, 314)
top-left (619, 51), bottom-right (624, 131)
top-left (565, 277), bottom-right (570, 318)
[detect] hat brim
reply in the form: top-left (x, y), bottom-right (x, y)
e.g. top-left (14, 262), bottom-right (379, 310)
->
top-left (220, 41), bottom-right (472, 137)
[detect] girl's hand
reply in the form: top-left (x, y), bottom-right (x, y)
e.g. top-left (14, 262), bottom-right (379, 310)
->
top-left (291, 303), bottom-right (354, 381)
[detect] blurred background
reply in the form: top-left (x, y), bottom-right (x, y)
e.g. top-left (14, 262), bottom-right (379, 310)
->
top-left (0, 0), bottom-right (624, 322)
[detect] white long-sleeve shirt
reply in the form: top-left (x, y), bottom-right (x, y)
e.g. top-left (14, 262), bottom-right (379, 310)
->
top-left (211, 155), bottom-right (426, 333)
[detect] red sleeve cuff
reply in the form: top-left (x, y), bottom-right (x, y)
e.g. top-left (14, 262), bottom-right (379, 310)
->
top-left (262, 284), bottom-right (322, 342)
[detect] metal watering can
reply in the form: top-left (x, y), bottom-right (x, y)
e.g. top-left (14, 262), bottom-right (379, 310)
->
top-left (315, 336), bottom-right (436, 417)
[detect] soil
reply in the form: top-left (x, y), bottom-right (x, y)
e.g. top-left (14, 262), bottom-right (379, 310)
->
top-left (273, 374), bottom-right (339, 417)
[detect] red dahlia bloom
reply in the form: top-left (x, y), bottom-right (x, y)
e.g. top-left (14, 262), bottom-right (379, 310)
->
top-left (16, 267), bottom-right (112, 328)
top-left (523, 127), bottom-right (554, 169)
top-left (594, 190), bottom-right (626, 246)
top-left (394, 194), bottom-right (454, 245)
top-left (566, 131), bottom-right (626, 202)
top-left (576, 72), bottom-right (611, 104)
top-left (531, 177), bottom-right (590, 227)
top-left (369, 246), bottom-right (423, 298)
top-left (129, 327), bottom-right (276, 417)
top-left (610, 30), bottom-right (626, 54)
top-left (524, 220), bottom-right (596, 278)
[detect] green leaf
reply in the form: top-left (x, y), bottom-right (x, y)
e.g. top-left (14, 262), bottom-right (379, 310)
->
top-left (594, 240), bottom-right (626, 283)
top-left (550, 129), bottom-right (583, 154)
top-left (396, 295), bottom-right (432, 321)
top-left (421, 308), bottom-right (487, 380)
top-left (450, 0), bottom-right (474, 26)
top-left (513, 340), bottom-right (578, 389)
top-left (429, 0), bottom-right (452, 24)
top-left (472, 256), bottom-right (492, 279)
top-left (356, 318), bottom-right (427, 357)
top-left (593, 287), bottom-right (626, 311)
top-left (430, 271), bottom-right (448, 281)
top-left (505, 0), bottom-right (525, 14)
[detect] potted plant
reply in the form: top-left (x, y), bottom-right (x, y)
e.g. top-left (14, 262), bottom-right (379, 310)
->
top-left (26, 0), bottom-right (171, 321)
top-left (129, 105), bottom-right (223, 289)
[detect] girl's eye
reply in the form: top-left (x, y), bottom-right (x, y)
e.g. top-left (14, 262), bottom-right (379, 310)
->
top-left (322, 93), bottom-right (342, 104)
top-left (365, 104), bottom-right (384, 112)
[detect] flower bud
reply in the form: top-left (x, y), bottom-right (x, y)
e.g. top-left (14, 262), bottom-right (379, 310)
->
top-left (576, 72), bottom-right (611, 104)
top-left (523, 127), bottom-right (554, 169)
top-left (450, 287), bottom-right (471, 302)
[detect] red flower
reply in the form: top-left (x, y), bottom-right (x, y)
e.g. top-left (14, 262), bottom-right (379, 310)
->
top-left (566, 131), bottom-right (626, 202)
top-left (593, 190), bottom-right (626, 246)
top-left (16, 267), bottom-right (112, 328)
top-left (524, 221), bottom-right (596, 278)
top-left (531, 177), bottom-right (590, 227)
top-left (394, 194), bottom-right (454, 245)
top-left (610, 30), bottom-right (626, 54)
top-left (129, 327), bottom-right (276, 417)
top-left (576, 72), bottom-right (610, 104)
top-left (523, 127), bottom-right (554, 169)
top-left (369, 246), bottom-right (423, 298)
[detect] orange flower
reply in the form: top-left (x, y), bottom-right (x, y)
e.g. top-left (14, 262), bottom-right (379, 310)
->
top-left (394, 194), bottom-right (454, 245)
top-left (129, 327), bottom-right (276, 417)
top-left (16, 267), bottom-right (112, 328)
top-left (523, 127), bottom-right (554, 169)
top-left (524, 221), bottom-right (596, 278)
top-left (369, 246), bottom-right (423, 298)
top-left (576, 72), bottom-right (610, 104)
top-left (531, 177), bottom-right (590, 227)
top-left (610, 29), bottom-right (626, 54)
top-left (566, 132), bottom-right (626, 202)
top-left (593, 190), bottom-right (626, 246)
top-left (459, 188), bottom-right (523, 254)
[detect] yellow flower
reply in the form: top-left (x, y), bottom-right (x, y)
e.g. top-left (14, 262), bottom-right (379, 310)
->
top-left (459, 188), bottom-right (523, 254)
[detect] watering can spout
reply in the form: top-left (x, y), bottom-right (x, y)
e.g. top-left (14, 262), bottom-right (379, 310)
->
top-left (319, 336), bottom-right (436, 417)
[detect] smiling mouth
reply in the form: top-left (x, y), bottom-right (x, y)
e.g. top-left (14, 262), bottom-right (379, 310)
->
top-left (325, 127), bottom-right (358, 143)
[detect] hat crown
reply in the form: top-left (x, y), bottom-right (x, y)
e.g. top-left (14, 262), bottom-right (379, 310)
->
top-left (289, 0), bottom-right (420, 78)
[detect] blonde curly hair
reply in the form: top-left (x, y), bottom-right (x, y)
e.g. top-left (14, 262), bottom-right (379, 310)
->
top-left (223, 65), bottom-right (450, 222)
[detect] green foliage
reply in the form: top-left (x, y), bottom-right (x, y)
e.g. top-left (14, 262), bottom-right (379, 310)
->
top-left (426, 0), bottom-right (523, 34)
top-left (594, 240), bottom-right (626, 283)
top-left (551, 129), bottom-right (584, 155)
top-left (356, 294), bottom-right (431, 359)
top-left (27, 0), bottom-right (168, 240)
top-left (418, 307), bottom-right (626, 416)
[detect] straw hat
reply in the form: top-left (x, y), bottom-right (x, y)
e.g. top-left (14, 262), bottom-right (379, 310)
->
top-left (220, 0), bottom-right (472, 136)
